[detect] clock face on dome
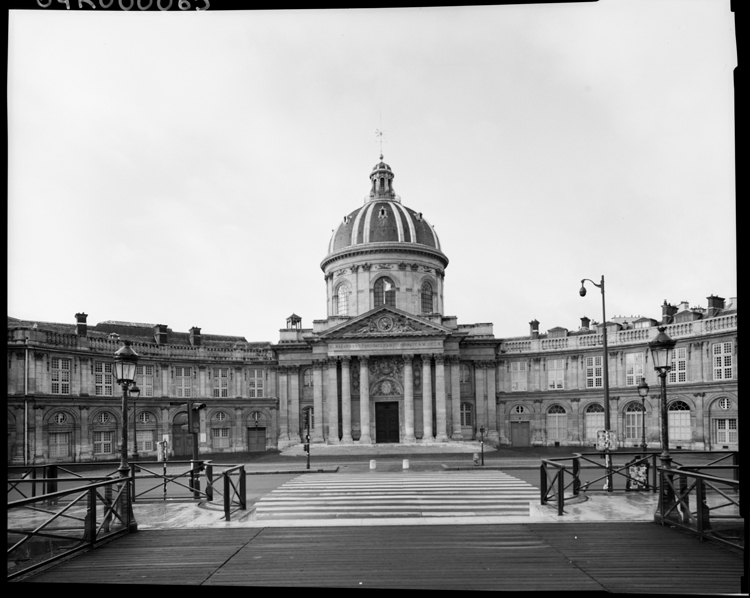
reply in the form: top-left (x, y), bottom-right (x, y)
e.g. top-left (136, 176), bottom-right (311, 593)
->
top-left (376, 316), bottom-right (394, 332)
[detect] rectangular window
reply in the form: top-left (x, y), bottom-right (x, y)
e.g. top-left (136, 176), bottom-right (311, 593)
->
top-left (546, 412), bottom-right (567, 440)
top-left (213, 368), bottom-right (229, 398)
top-left (49, 432), bottom-right (70, 458)
top-left (136, 365), bottom-right (154, 397)
top-left (625, 411), bottom-right (643, 440)
top-left (668, 347), bottom-right (687, 384)
top-left (95, 361), bottom-right (114, 396)
top-left (712, 342), bottom-right (733, 380)
top-left (93, 431), bottom-right (113, 454)
top-left (511, 361), bottom-right (527, 391)
top-left (248, 369), bottom-right (264, 398)
top-left (586, 356), bottom-right (603, 388)
top-left (175, 366), bottom-right (192, 398)
top-left (715, 419), bottom-right (737, 444)
top-left (625, 353), bottom-right (644, 386)
top-left (668, 411), bottom-right (692, 442)
top-left (547, 359), bottom-right (565, 390)
top-left (212, 427), bottom-right (230, 448)
top-left (136, 430), bottom-right (154, 452)
top-left (51, 358), bottom-right (71, 395)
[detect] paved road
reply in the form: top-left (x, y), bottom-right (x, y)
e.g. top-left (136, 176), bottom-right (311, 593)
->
top-left (254, 471), bottom-right (539, 520)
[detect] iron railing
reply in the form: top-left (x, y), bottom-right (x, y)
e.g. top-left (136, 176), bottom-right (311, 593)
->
top-left (205, 464), bottom-right (247, 521)
top-left (656, 465), bottom-right (743, 552)
top-left (8, 477), bottom-right (134, 580)
top-left (540, 451), bottom-right (738, 516)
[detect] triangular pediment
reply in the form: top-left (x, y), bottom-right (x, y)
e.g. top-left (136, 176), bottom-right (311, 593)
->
top-left (319, 306), bottom-right (453, 340)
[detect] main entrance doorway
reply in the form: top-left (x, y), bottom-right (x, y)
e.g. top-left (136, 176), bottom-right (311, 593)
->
top-left (375, 402), bottom-right (400, 443)
top-left (510, 421), bottom-right (531, 446)
top-left (248, 427), bottom-right (266, 452)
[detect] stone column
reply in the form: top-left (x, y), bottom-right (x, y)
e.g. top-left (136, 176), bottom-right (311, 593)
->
top-left (571, 398), bottom-right (581, 445)
top-left (422, 355), bottom-right (433, 441)
top-left (79, 406), bottom-right (92, 461)
top-left (340, 356), bottom-right (353, 443)
top-left (450, 357), bottom-right (462, 440)
top-left (234, 407), bottom-right (243, 451)
top-left (359, 357), bottom-right (372, 444)
top-left (486, 360), bottom-right (498, 442)
top-left (435, 355), bottom-right (448, 441)
top-left (403, 354), bottom-right (416, 443)
top-left (289, 365), bottom-right (301, 443)
top-left (278, 367), bottom-right (288, 443)
top-left (475, 362), bottom-right (486, 434)
top-left (312, 360), bottom-right (325, 443)
top-left (497, 402), bottom-right (509, 445)
top-left (326, 358), bottom-right (339, 443)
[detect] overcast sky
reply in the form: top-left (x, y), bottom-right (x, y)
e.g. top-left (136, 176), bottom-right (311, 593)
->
top-left (8, 1), bottom-right (737, 344)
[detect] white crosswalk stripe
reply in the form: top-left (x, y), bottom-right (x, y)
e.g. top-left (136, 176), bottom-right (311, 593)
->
top-left (253, 471), bottom-right (539, 520)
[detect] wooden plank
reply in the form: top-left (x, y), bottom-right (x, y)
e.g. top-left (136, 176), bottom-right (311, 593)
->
top-left (20, 523), bottom-right (744, 592)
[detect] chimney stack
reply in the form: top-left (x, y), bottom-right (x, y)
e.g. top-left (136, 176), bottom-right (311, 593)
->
top-left (154, 324), bottom-right (168, 345)
top-left (661, 300), bottom-right (678, 325)
top-left (580, 316), bottom-right (590, 331)
top-left (529, 319), bottom-right (539, 339)
top-left (189, 326), bottom-right (202, 347)
top-left (75, 312), bottom-right (88, 337)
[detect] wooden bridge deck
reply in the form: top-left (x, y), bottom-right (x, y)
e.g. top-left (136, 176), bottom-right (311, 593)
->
top-left (20, 522), bottom-right (745, 592)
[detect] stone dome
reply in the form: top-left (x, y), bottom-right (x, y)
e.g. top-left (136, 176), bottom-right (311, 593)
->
top-left (326, 157), bottom-right (443, 256)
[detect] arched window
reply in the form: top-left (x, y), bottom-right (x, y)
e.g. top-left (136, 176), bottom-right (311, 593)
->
top-left (668, 400), bottom-right (691, 442)
top-left (374, 277), bottom-right (396, 307)
top-left (546, 405), bottom-right (567, 441)
top-left (301, 407), bottom-right (314, 433)
top-left (336, 285), bottom-right (349, 316)
top-left (420, 281), bottom-right (433, 314)
top-left (584, 403), bottom-right (605, 443)
top-left (302, 368), bottom-right (313, 388)
top-left (625, 402), bottom-right (645, 440)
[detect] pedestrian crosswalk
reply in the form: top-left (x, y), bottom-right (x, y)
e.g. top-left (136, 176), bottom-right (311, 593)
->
top-left (253, 471), bottom-right (539, 521)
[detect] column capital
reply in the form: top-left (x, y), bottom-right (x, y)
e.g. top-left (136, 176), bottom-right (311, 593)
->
top-left (402, 353), bottom-right (414, 365)
top-left (359, 355), bottom-right (369, 365)
top-left (434, 354), bottom-right (446, 364)
top-left (340, 355), bottom-right (352, 364)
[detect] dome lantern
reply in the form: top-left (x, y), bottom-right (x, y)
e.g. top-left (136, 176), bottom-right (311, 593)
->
top-left (369, 154), bottom-right (397, 201)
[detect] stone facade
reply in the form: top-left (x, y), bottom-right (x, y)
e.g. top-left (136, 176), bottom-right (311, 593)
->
top-left (6, 159), bottom-right (738, 463)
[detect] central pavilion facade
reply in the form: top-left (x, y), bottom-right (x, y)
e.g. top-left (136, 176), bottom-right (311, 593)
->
top-left (274, 156), bottom-right (500, 447)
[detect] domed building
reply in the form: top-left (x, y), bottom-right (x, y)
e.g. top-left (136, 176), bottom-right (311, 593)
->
top-left (275, 156), bottom-right (500, 447)
top-left (6, 155), bottom-right (737, 464)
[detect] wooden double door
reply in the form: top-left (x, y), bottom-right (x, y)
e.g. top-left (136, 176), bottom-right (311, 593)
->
top-left (375, 402), bottom-right (400, 443)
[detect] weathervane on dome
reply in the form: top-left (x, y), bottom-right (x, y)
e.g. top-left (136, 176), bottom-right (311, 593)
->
top-left (375, 115), bottom-right (386, 159)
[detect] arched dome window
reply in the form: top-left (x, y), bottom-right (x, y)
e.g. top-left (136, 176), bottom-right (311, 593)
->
top-left (374, 277), bottom-right (396, 307)
top-left (421, 281), bottom-right (433, 314)
top-left (336, 284), bottom-right (349, 316)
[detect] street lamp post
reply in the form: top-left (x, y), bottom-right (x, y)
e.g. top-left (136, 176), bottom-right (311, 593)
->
top-left (131, 385), bottom-right (141, 462)
top-left (649, 326), bottom-right (677, 513)
top-left (580, 275), bottom-right (613, 491)
top-left (113, 340), bottom-right (139, 533)
top-left (637, 377), bottom-right (649, 451)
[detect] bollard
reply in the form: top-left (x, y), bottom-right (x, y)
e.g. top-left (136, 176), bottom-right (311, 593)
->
top-left (370, 459), bottom-right (376, 470)
top-left (403, 459), bottom-right (409, 470)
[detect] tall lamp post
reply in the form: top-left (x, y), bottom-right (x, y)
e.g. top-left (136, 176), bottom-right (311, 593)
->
top-left (130, 385), bottom-right (141, 462)
top-left (637, 377), bottom-right (649, 451)
top-left (113, 340), bottom-right (139, 532)
top-left (649, 326), bottom-right (676, 512)
top-left (580, 275), bottom-right (612, 491)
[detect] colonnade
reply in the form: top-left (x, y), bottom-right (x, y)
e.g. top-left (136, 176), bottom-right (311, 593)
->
top-left (277, 354), bottom-right (499, 445)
